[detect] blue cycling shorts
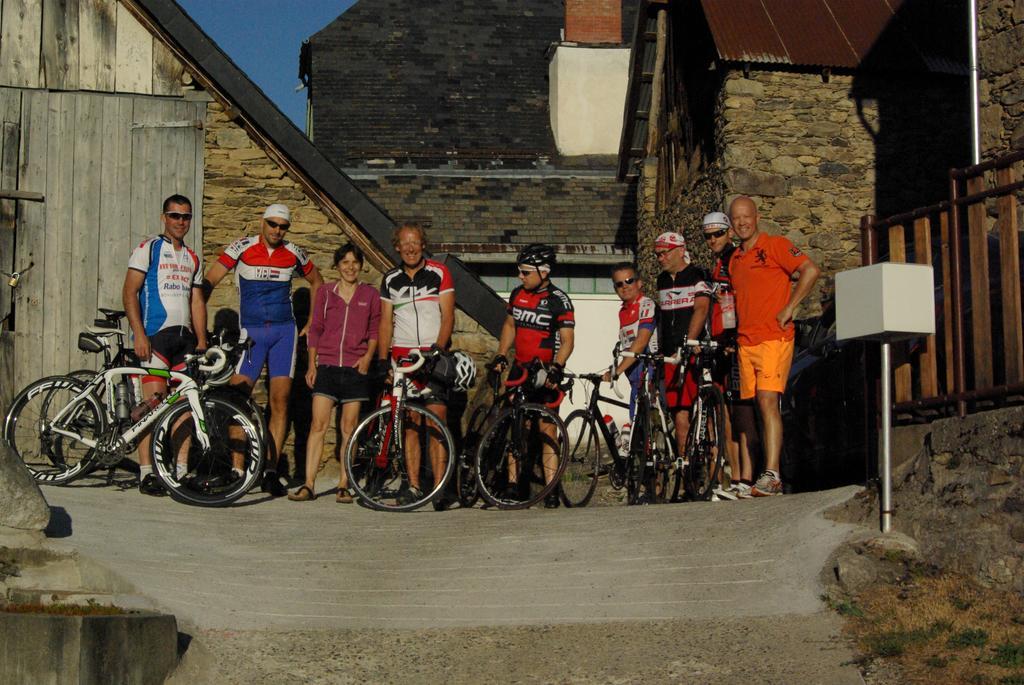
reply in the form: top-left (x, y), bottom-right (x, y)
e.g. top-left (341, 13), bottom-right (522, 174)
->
top-left (236, 323), bottom-right (297, 381)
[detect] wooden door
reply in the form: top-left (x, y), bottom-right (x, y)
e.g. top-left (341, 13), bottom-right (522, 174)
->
top-left (5, 87), bottom-right (205, 395)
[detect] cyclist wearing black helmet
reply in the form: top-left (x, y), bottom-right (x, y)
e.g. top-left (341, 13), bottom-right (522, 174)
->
top-left (489, 243), bottom-right (575, 508)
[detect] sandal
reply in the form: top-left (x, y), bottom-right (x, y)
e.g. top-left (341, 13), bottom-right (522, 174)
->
top-left (287, 485), bottom-right (315, 502)
top-left (336, 487), bottom-right (354, 504)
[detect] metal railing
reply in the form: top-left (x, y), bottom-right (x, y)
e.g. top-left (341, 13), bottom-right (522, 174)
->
top-left (861, 149), bottom-right (1024, 420)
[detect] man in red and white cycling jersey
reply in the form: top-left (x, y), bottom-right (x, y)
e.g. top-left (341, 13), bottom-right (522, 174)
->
top-left (377, 223), bottom-right (455, 505)
top-left (123, 194), bottom-right (207, 496)
top-left (655, 230), bottom-right (711, 464)
top-left (491, 243), bottom-right (575, 508)
top-left (602, 262), bottom-right (658, 446)
top-left (204, 204), bottom-right (323, 496)
top-left (703, 211), bottom-right (759, 499)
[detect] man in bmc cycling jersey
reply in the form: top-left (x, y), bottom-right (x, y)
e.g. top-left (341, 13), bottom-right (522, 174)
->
top-left (203, 204), bottom-right (323, 496)
top-left (703, 211), bottom-right (759, 499)
top-left (655, 230), bottom-right (711, 467)
top-left (377, 223), bottom-right (455, 505)
top-left (602, 262), bottom-right (658, 438)
top-left (728, 196), bottom-right (820, 496)
top-left (123, 194), bottom-right (207, 496)
top-left (491, 243), bottom-right (575, 508)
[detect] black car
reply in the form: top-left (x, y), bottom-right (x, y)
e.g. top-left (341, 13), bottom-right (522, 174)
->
top-left (781, 301), bottom-right (873, 493)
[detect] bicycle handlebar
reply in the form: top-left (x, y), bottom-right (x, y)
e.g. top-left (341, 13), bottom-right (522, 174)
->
top-left (392, 347), bottom-right (431, 375)
top-left (194, 347), bottom-right (228, 375)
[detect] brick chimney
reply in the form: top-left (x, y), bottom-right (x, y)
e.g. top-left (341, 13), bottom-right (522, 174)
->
top-left (564, 0), bottom-right (622, 44)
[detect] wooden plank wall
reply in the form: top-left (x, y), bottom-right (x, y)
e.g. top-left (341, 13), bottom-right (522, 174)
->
top-left (9, 88), bottom-right (204, 390)
top-left (0, 89), bottom-right (20, 325)
top-left (0, 0), bottom-right (184, 96)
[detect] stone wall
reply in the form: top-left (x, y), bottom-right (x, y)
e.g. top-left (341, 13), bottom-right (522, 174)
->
top-left (200, 101), bottom-right (497, 475)
top-left (717, 69), bottom-right (969, 309)
top-left (836, 406), bottom-right (1024, 593)
top-left (978, 0), bottom-right (1024, 157)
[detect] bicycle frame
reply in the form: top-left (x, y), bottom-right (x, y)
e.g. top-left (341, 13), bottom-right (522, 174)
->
top-left (46, 366), bottom-right (212, 452)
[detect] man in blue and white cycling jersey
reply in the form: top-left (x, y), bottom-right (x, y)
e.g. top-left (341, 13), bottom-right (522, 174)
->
top-left (123, 194), bottom-right (207, 496)
top-left (203, 204), bottom-right (323, 496)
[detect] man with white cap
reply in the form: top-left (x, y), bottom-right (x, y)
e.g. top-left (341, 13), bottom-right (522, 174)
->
top-left (204, 204), bottom-right (323, 496)
top-left (655, 229), bottom-right (711, 472)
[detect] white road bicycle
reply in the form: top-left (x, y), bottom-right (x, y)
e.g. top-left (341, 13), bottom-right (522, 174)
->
top-left (3, 330), bottom-right (265, 507)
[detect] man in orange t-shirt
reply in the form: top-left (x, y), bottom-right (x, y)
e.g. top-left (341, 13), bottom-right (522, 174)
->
top-left (728, 196), bottom-right (820, 496)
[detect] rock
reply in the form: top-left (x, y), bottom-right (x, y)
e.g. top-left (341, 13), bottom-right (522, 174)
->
top-left (772, 198), bottom-right (811, 220)
top-left (770, 155), bottom-right (804, 177)
top-left (989, 468), bottom-right (1013, 486)
top-left (818, 161), bottom-right (850, 177)
top-left (724, 77), bottom-right (765, 97)
top-left (806, 121), bottom-right (842, 138)
top-left (724, 169), bottom-right (788, 197)
top-left (1012, 118), bottom-right (1024, 150)
top-left (981, 26), bottom-right (1024, 75)
top-left (215, 128), bottom-right (252, 149)
top-left (1000, 86), bottom-right (1024, 106)
top-left (0, 443), bottom-right (50, 532)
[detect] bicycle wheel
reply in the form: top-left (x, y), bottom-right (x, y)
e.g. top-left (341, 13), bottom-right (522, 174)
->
top-left (346, 403), bottom-right (455, 512)
top-left (559, 409), bottom-right (600, 507)
top-left (3, 376), bottom-right (104, 485)
top-left (151, 395), bottom-right (264, 507)
top-left (454, 405), bottom-right (488, 508)
top-left (475, 403), bottom-right (568, 510)
top-left (645, 407), bottom-right (675, 504)
top-left (625, 406), bottom-right (649, 505)
top-left (683, 385), bottom-right (726, 501)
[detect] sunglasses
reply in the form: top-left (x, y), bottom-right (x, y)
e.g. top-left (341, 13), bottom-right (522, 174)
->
top-left (265, 219), bottom-right (290, 230)
top-left (164, 212), bottom-right (192, 221)
top-left (654, 247), bottom-right (679, 257)
top-left (704, 229), bottom-right (728, 240)
top-left (613, 277), bottom-right (637, 289)
top-left (518, 269), bottom-right (536, 277)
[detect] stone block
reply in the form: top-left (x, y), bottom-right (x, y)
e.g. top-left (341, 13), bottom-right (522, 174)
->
top-left (981, 25), bottom-right (1024, 74)
top-left (804, 121), bottom-right (841, 138)
top-left (215, 127), bottom-right (252, 149)
top-left (770, 155), bottom-right (804, 177)
top-left (771, 198), bottom-right (810, 220)
top-left (1012, 118), bottom-right (1024, 150)
top-left (724, 168), bottom-right (787, 197)
top-left (0, 443), bottom-right (50, 531)
top-left (244, 165), bottom-right (286, 180)
top-left (724, 77), bottom-right (765, 97)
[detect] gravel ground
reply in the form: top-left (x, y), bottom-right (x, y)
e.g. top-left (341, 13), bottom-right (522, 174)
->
top-left (176, 613), bottom-right (865, 684)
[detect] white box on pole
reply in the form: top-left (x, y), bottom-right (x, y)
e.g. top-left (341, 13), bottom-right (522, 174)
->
top-left (835, 262), bottom-right (936, 342)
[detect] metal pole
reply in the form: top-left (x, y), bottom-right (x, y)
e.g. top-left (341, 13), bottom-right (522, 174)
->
top-left (880, 341), bottom-right (893, 533)
top-left (968, 0), bottom-right (981, 165)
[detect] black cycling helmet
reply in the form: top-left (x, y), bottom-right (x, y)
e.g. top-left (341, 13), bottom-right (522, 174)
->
top-left (517, 243), bottom-right (556, 269)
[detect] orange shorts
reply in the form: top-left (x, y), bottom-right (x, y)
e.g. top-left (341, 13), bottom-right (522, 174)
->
top-left (738, 339), bottom-right (794, 399)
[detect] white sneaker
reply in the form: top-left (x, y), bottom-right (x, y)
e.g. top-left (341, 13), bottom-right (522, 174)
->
top-left (713, 486), bottom-right (738, 501)
top-left (732, 482), bottom-right (753, 499)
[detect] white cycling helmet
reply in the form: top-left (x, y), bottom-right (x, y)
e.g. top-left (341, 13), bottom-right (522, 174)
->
top-left (452, 351), bottom-right (477, 391)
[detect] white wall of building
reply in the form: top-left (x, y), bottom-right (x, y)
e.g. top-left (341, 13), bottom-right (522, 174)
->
top-left (548, 45), bottom-right (630, 156)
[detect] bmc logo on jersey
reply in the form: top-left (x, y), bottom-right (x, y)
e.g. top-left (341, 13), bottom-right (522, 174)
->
top-left (513, 308), bottom-right (552, 328)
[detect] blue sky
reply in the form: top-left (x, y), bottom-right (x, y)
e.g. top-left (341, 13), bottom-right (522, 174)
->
top-left (177, 0), bottom-right (357, 131)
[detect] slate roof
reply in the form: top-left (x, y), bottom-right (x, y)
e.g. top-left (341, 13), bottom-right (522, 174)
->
top-left (306, 0), bottom-right (638, 168)
top-left (351, 174), bottom-right (637, 250)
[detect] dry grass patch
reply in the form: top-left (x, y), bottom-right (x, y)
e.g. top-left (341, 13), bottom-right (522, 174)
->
top-left (830, 571), bottom-right (1024, 684)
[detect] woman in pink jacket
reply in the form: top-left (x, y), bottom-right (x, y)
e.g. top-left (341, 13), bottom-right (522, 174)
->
top-left (289, 243), bottom-right (380, 502)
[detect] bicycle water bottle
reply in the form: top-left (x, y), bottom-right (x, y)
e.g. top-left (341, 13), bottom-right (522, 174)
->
top-left (603, 415), bottom-right (620, 450)
top-left (720, 290), bottom-right (737, 329)
top-left (113, 381), bottom-right (132, 420)
top-left (130, 391), bottom-right (166, 423)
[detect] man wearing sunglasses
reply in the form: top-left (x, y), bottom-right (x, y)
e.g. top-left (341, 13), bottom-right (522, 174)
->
top-left (603, 262), bottom-right (658, 445)
top-left (655, 231), bottom-right (711, 468)
top-left (203, 203), bottom-right (323, 496)
top-left (123, 194), bottom-right (207, 496)
top-left (703, 212), bottom-right (759, 499)
top-left (728, 196), bottom-right (820, 497)
top-left (490, 243), bottom-right (575, 508)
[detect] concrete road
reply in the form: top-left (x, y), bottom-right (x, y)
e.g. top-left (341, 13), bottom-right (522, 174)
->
top-left (42, 482), bottom-right (862, 632)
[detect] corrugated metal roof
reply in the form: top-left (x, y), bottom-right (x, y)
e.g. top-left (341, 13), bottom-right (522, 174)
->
top-left (700, 0), bottom-right (963, 72)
